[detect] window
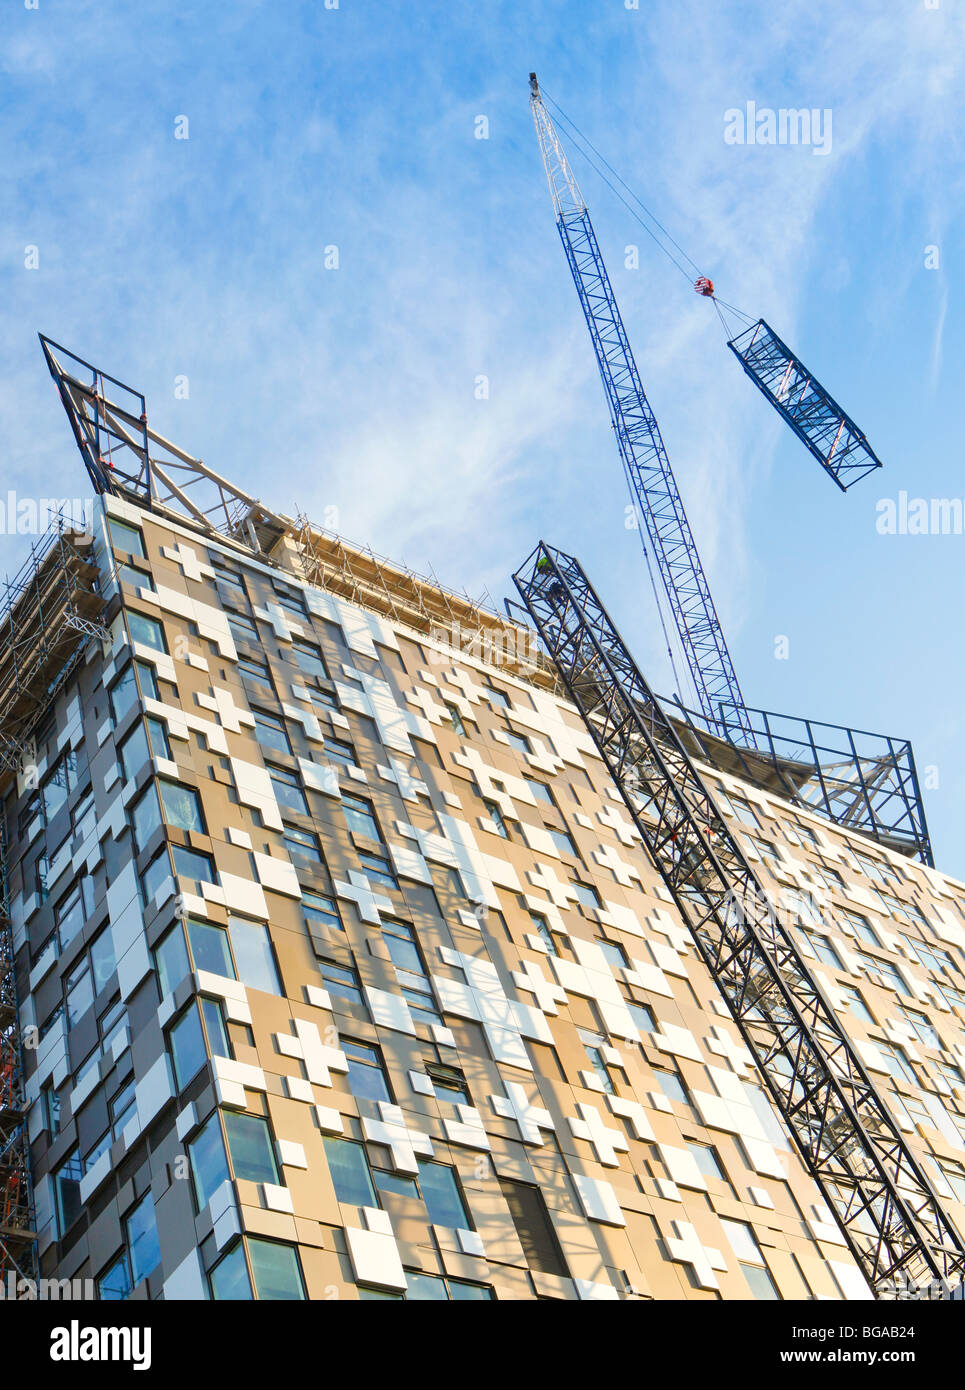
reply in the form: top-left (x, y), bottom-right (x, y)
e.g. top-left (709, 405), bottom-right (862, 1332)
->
top-left (626, 1000), bottom-right (656, 1034)
top-left (837, 984), bottom-right (873, 1026)
top-left (498, 1178), bottom-right (567, 1278)
top-left (320, 961), bottom-right (366, 1012)
top-left (503, 731), bottom-right (530, 755)
top-left (108, 518), bottom-right (146, 557)
top-left (655, 1068), bottom-right (690, 1107)
top-left (209, 1242), bottom-right (251, 1300)
top-left (110, 659), bottom-right (157, 723)
top-left (526, 778), bottom-right (555, 807)
top-left (801, 931), bottom-right (842, 971)
top-left (169, 998), bottom-right (230, 1089)
top-left (213, 564), bottom-right (247, 602)
top-left (187, 918), bottom-right (235, 978)
top-left (54, 1154), bottom-right (84, 1236)
top-left (272, 585), bottom-right (306, 617)
top-left (529, 912), bottom-right (557, 955)
top-left (254, 709), bottom-right (292, 757)
top-left (98, 1253), bottom-right (133, 1301)
top-left (579, 1028), bottom-right (614, 1094)
top-left (292, 639), bottom-right (328, 681)
top-left (284, 826), bottom-right (323, 865)
top-left (344, 1039), bottom-right (392, 1103)
top-left (188, 1113), bottom-right (231, 1210)
top-left (302, 888), bottom-right (342, 933)
top-left (225, 1111), bottom-right (279, 1185)
top-left (877, 1042), bottom-right (917, 1086)
top-left (445, 704), bottom-right (466, 736)
top-left (248, 1239), bottom-right (306, 1299)
top-left (228, 916), bottom-right (282, 995)
top-left (323, 1136), bottom-right (377, 1207)
top-left (483, 800), bottom-right (509, 839)
top-left (171, 845), bottom-right (215, 889)
top-left (417, 1160), bottom-right (471, 1229)
top-left (116, 562), bottom-right (154, 592)
top-left (90, 930), bottom-right (116, 995)
top-left (570, 881), bottom-right (600, 911)
top-left (146, 716), bottom-right (171, 761)
top-left (427, 1064), bottom-right (470, 1110)
top-left (548, 826), bottom-right (578, 859)
top-left (126, 1193), bottom-right (161, 1286)
top-left (860, 954), bottom-right (909, 995)
top-left (487, 687), bottom-right (511, 710)
top-left (55, 884), bottom-right (85, 950)
top-left (65, 957), bottom-right (94, 1029)
top-left (342, 793), bottom-right (381, 841)
top-left (131, 784), bottom-right (162, 853)
top-left (43, 1084), bottom-right (61, 1137)
top-left (595, 938), bottom-right (628, 972)
top-left (720, 1219), bottom-right (781, 1301)
top-left (358, 849), bottom-right (397, 889)
top-left (686, 1143), bottom-right (725, 1181)
top-left (381, 919), bottom-right (440, 1025)
top-left (228, 611), bottom-right (259, 646)
top-left (120, 723), bottom-right (150, 782)
top-left (323, 735), bottom-right (357, 768)
top-left (238, 655), bottom-right (273, 693)
top-left (362, 1272), bottom-right (493, 1301)
top-left (898, 1006), bottom-right (942, 1049)
top-left (268, 764), bottom-right (308, 816)
top-left (840, 909), bottom-right (877, 947)
top-left (160, 780), bottom-right (205, 834)
top-left (127, 612), bottom-right (166, 653)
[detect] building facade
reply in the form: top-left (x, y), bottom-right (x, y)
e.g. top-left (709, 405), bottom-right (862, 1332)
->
top-left (6, 489), bottom-right (965, 1301)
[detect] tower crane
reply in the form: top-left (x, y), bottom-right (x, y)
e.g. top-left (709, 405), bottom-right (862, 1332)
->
top-left (529, 74), bottom-right (755, 746)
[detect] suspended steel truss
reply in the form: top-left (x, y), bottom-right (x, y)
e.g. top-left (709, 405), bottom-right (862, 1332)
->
top-left (529, 75), bottom-right (756, 745)
top-left (514, 541), bottom-right (965, 1298)
top-left (39, 335), bottom-right (291, 554)
top-left (664, 695), bottom-right (932, 867)
top-left (728, 319), bottom-right (883, 491)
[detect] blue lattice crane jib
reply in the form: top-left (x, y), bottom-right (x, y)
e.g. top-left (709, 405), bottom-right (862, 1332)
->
top-left (727, 318), bottom-right (883, 492)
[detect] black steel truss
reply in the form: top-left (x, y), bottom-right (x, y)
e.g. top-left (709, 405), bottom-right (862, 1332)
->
top-left (664, 695), bottom-right (932, 867)
top-left (514, 541), bottom-right (965, 1298)
top-left (728, 319), bottom-right (883, 491)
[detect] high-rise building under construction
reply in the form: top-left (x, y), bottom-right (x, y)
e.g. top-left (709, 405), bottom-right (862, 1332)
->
top-left (2, 342), bottom-right (965, 1303)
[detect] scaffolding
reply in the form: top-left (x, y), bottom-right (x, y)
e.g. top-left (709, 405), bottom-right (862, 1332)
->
top-left (0, 521), bottom-right (108, 774)
top-left (0, 518), bottom-right (108, 1287)
top-left (292, 514), bottom-right (562, 692)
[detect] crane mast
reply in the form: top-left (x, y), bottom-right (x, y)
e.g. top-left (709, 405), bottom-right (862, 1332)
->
top-left (529, 74), bottom-right (754, 746)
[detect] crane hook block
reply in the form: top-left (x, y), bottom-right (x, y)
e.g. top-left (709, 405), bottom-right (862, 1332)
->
top-left (694, 277), bottom-right (715, 297)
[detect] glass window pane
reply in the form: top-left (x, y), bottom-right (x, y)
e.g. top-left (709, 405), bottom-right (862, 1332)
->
top-left (189, 1113), bottom-right (231, 1210)
top-left (120, 723), bottom-right (150, 783)
top-left (188, 920), bottom-right (235, 979)
top-left (128, 613), bottom-right (166, 652)
top-left (323, 1136), bottom-right (376, 1207)
top-left (132, 785), bottom-right (163, 853)
top-left (405, 1271), bottom-right (449, 1300)
top-left (172, 845), bottom-right (215, 887)
top-left (345, 1043), bottom-right (391, 1103)
top-left (160, 780), bottom-right (204, 833)
top-left (126, 1194), bottom-right (161, 1286)
top-left (109, 519), bottom-right (146, 557)
top-left (156, 926), bottom-right (190, 997)
top-left (210, 1243), bottom-right (253, 1300)
top-left (248, 1239), bottom-right (305, 1300)
top-left (170, 1006), bottom-right (207, 1089)
top-left (201, 997), bottom-right (231, 1058)
top-left (90, 931), bottom-right (116, 996)
top-left (225, 1111), bottom-right (279, 1185)
top-left (98, 1253), bottom-right (133, 1301)
top-left (449, 1279), bottom-right (494, 1300)
top-left (228, 917), bottom-right (281, 995)
top-left (417, 1161), bottom-right (469, 1229)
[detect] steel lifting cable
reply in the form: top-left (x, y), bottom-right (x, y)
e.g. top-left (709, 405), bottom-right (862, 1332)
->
top-left (542, 87), bottom-right (755, 336)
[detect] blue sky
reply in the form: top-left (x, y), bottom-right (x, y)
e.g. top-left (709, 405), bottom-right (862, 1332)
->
top-left (3, 0), bottom-right (965, 871)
